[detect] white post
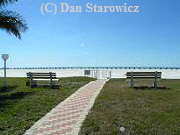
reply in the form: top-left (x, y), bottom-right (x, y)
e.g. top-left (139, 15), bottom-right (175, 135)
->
top-left (4, 60), bottom-right (7, 86)
top-left (2, 54), bottom-right (9, 87)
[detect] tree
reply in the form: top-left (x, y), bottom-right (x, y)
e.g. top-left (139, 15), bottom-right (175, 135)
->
top-left (0, 0), bottom-right (27, 39)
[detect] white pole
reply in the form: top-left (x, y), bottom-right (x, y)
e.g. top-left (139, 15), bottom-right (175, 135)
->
top-left (2, 54), bottom-right (9, 87)
top-left (4, 60), bottom-right (7, 87)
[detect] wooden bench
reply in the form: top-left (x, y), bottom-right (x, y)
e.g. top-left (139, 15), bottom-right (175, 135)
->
top-left (26, 72), bottom-right (60, 88)
top-left (126, 71), bottom-right (162, 88)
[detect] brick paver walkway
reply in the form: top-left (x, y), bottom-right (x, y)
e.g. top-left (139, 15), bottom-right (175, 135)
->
top-left (24, 79), bottom-right (107, 135)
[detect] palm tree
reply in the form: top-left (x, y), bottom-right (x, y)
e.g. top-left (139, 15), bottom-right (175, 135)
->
top-left (0, 0), bottom-right (27, 39)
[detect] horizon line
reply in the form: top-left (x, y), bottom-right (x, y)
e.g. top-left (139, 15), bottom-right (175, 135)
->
top-left (0, 66), bottom-right (180, 70)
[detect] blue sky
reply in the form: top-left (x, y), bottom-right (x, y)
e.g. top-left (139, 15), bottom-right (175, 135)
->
top-left (0, 0), bottom-right (180, 67)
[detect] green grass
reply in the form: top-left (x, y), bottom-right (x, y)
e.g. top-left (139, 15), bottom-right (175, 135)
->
top-left (0, 77), bottom-right (96, 135)
top-left (79, 79), bottom-right (180, 135)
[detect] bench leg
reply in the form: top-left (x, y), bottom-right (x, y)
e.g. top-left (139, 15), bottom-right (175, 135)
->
top-left (154, 71), bottom-right (158, 88)
top-left (26, 81), bottom-right (30, 86)
top-left (130, 79), bottom-right (134, 88)
top-left (30, 80), bottom-right (37, 88)
top-left (154, 80), bottom-right (157, 88)
top-left (30, 80), bottom-right (33, 88)
top-left (50, 81), bottom-right (52, 89)
top-left (50, 81), bottom-right (55, 89)
top-left (130, 71), bottom-right (134, 88)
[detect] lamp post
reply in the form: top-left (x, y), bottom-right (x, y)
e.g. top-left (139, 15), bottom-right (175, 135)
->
top-left (2, 54), bottom-right (9, 87)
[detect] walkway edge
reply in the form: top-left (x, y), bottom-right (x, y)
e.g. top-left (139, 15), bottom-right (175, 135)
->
top-left (69, 79), bottom-right (108, 135)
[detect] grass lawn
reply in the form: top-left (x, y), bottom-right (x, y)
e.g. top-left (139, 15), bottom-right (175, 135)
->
top-left (0, 77), bottom-right (95, 135)
top-left (79, 79), bottom-right (180, 135)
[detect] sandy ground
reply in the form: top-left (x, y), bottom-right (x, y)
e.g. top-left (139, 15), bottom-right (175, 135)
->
top-left (0, 69), bottom-right (180, 79)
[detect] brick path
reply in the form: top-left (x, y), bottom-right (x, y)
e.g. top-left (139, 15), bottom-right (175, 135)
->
top-left (24, 79), bottom-right (107, 135)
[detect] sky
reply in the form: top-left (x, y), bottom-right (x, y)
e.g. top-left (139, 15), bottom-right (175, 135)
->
top-left (0, 0), bottom-right (180, 67)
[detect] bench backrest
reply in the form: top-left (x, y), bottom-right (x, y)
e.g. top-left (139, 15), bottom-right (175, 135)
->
top-left (126, 72), bottom-right (162, 79)
top-left (27, 72), bottom-right (57, 79)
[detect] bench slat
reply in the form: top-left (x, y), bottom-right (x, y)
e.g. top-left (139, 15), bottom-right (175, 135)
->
top-left (126, 72), bottom-right (161, 76)
top-left (27, 73), bottom-right (56, 75)
top-left (126, 75), bottom-right (161, 77)
top-left (27, 74), bottom-right (56, 76)
top-left (33, 79), bottom-right (59, 81)
top-left (27, 76), bottom-right (57, 79)
top-left (27, 72), bottom-right (56, 75)
top-left (126, 77), bottom-right (161, 79)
